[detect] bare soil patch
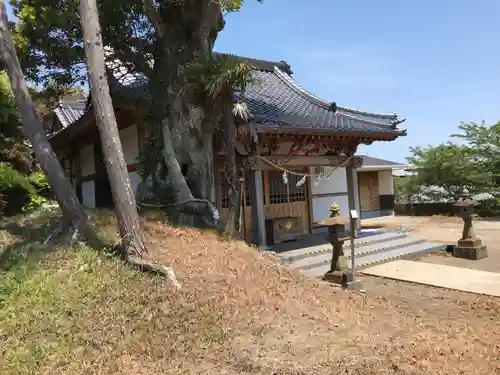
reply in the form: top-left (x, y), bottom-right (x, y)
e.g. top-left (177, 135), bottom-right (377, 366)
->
top-left (362, 215), bottom-right (500, 272)
top-left (1, 211), bottom-right (499, 375)
top-left (141, 220), bottom-right (500, 375)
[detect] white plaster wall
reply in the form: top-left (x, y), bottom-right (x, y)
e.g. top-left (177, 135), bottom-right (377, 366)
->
top-left (119, 124), bottom-right (139, 166)
top-left (80, 143), bottom-right (95, 177)
top-left (312, 195), bottom-right (349, 222)
top-left (310, 167), bottom-right (348, 195)
top-left (82, 181), bottom-right (95, 208)
top-left (378, 170), bottom-right (394, 195)
top-left (309, 166), bottom-right (349, 222)
top-left (128, 171), bottom-right (141, 196)
top-left (77, 125), bottom-right (140, 209)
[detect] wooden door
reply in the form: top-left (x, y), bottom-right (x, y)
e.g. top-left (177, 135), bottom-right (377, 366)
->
top-left (358, 171), bottom-right (380, 212)
top-left (264, 169), bottom-right (310, 243)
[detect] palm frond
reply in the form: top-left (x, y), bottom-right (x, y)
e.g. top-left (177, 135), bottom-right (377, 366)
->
top-left (184, 53), bottom-right (256, 100)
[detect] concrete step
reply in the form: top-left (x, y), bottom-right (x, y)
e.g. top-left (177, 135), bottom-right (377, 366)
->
top-left (278, 231), bottom-right (408, 265)
top-left (289, 237), bottom-right (425, 271)
top-left (355, 242), bottom-right (445, 269)
top-left (302, 242), bottom-right (445, 279)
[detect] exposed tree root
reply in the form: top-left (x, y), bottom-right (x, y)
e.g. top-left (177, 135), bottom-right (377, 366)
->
top-left (137, 198), bottom-right (215, 211)
top-left (137, 198), bottom-right (220, 230)
top-left (43, 225), bottom-right (64, 245)
top-left (127, 255), bottom-right (181, 289)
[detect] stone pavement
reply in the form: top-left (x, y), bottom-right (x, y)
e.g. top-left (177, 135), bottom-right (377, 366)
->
top-left (362, 260), bottom-right (500, 297)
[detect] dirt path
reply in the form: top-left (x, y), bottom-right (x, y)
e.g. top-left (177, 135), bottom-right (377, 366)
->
top-left (362, 215), bottom-right (500, 273)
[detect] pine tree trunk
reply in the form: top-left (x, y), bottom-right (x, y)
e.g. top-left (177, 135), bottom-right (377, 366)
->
top-left (79, 0), bottom-right (146, 256)
top-left (0, 1), bottom-right (98, 243)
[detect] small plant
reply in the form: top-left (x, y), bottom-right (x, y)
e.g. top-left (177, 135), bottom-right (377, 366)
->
top-left (28, 171), bottom-right (52, 198)
top-left (25, 194), bottom-right (48, 211)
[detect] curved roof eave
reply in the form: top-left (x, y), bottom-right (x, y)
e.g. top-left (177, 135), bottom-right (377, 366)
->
top-left (272, 67), bottom-right (402, 127)
top-left (254, 123), bottom-right (406, 139)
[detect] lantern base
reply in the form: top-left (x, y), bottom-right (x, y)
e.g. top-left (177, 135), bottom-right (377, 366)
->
top-left (453, 245), bottom-right (488, 260)
top-left (323, 269), bottom-right (354, 286)
top-left (457, 237), bottom-right (483, 248)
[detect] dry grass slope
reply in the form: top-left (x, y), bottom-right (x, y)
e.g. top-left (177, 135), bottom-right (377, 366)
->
top-left (1, 209), bottom-right (499, 375)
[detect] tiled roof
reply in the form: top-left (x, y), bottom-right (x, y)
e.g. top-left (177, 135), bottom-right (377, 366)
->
top-left (239, 67), bottom-right (404, 134)
top-left (53, 102), bottom-right (86, 128)
top-left (106, 53), bottom-right (406, 136)
top-left (49, 53), bottom-right (406, 142)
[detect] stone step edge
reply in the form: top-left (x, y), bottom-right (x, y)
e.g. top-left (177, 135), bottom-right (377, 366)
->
top-left (293, 238), bottom-right (425, 271)
top-left (356, 243), bottom-right (445, 270)
top-left (280, 233), bottom-right (408, 263)
top-left (301, 243), bottom-right (446, 278)
top-left (346, 238), bottom-right (424, 259)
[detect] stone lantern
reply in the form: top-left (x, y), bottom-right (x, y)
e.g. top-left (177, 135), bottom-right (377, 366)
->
top-left (453, 197), bottom-right (488, 260)
top-left (317, 210), bottom-right (353, 287)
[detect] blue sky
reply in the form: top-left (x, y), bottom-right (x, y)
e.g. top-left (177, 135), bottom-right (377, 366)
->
top-left (5, 2), bottom-right (13, 19)
top-left (7, 1), bottom-right (499, 163)
top-left (216, 0), bottom-right (500, 163)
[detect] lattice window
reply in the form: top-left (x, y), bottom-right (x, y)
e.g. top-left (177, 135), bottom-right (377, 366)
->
top-left (288, 172), bottom-right (306, 202)
top-left (268, 170), bottom-right (288, 204)
top-left (219, 169), bottom-right (230, 209)
top-left (244, 171), bottom-right (253, 207)
top-left (219, 168), bottom-right (255, 208)
top-left (267, 169), bottom-right (306, 204)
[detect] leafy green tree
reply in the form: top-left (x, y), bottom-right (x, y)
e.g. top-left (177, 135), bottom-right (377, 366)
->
top-left (394, 175), bottom-right (422, 204)
top-left (407, 143), bottom-right (490, 202)
top-left (0, 1), bottom-right (98, 243)
top-left (452, 121), bottom-right (500, 187)
top-left (0, 71), bottom-right (32, 172)
top-left (0, 71), bottom-right (83, 175)
top-left (11, 0), bottom-right (262, 211)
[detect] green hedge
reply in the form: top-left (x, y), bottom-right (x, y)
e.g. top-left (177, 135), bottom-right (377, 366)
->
top-left (395, 199), bottom-right (500, 218)
top-left (476, 198), bottom-right (500, 217)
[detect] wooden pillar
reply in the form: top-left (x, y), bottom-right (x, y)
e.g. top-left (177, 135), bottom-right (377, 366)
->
top-left (248, 156), bottom-right (267, 247)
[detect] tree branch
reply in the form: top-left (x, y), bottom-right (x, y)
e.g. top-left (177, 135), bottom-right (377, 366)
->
top-left (142, 0), bottom-right (166, 38)
top-left (109, 44), bottom-right (154, 78)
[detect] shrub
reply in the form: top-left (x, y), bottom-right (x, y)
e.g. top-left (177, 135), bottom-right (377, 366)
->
top-left (28, 171), bottom-right (52, 198)
top-left (25, 194), bottom-right (48, 211)
top-left (0, 163), bottom-right (34, 216)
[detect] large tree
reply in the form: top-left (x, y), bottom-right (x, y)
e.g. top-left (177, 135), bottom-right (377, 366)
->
top-left (79, 0), bottom-right (146, 255)
top-left (0, 0), bottom-right (97, 242)
top-left (11, 0), bottom-right (261, 213)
